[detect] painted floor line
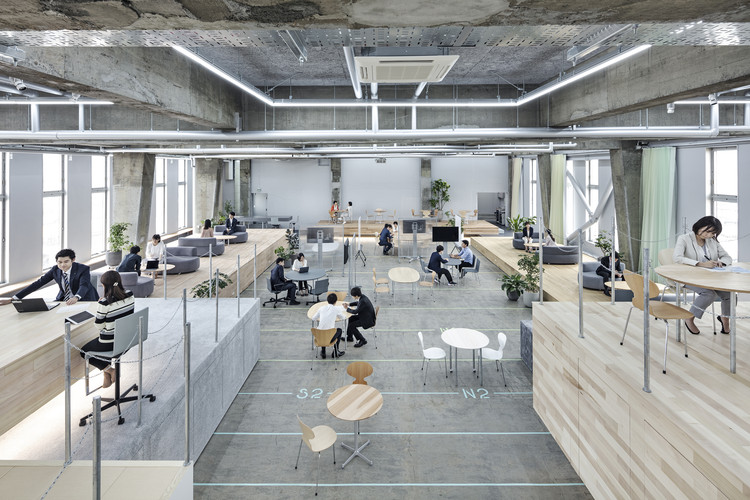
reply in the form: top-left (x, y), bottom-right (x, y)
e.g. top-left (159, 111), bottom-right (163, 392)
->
top-left (258, 358), bottom-right (523, 362)
top-left (260, 328), bottom-right (522, 332)
top-left (213, 431), bottom-right (550, 436)
top-left (237, 392), bottom-right (294, 395)
top-left (237, 391), bottom-right (531, 396)
top-left (195, 482), bottom-right (585, 487)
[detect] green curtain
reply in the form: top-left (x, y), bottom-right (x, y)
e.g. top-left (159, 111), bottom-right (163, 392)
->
top-left (639, 147), bottom-right (676, 275)
top-left (511, 157), bottom-right (522, 219)
top-left (548, 154), bottom-right (565, 241)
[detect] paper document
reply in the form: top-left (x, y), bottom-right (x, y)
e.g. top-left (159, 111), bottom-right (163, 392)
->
top-left (56, 303), bottom-right (91, 315)
top-left (707, 266), bottom-right (750, 274)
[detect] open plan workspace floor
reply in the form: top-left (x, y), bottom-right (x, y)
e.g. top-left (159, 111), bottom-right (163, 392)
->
top-left (193, 242), bottom-right (591, 499)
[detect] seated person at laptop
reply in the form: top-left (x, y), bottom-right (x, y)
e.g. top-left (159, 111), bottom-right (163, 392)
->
top-left (0, 248), bottom-right (98, 306)
top-left (428, 245), bottom-right (456, 285)
top-left (311, 293), bottom-right (346, 359)
top-left (291, 253), bottom-right (309, 295)
top-left (271, 257), bottom-right (300, 305)
top-left (117, 245), bottom-right (142, 276)
top-left (80, 270), bottom-right (135, 388)
top-left (379, 223), bottom-right (393, 255)
top-left (146, 234), bottom-right (165, 262)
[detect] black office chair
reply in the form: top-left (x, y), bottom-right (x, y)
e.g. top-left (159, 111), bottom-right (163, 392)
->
top-left (306, 278), bottom-right (330, 305)
top-left (263, 277), bottom-right (291, 308)
top-left (80, 308), bottom-right (156, 426)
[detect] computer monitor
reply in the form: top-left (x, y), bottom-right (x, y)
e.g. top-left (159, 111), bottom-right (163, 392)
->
top-left (343, 238), bottom-right (350, 265)
top-left (432, 226), bottom-right (459, 242)
top-left (306, 226), bottom-right (335, 243)
top-left (402, 219), bottom-right (426, 234)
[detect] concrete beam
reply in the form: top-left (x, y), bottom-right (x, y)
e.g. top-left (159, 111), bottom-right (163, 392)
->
top-left (548, 46), bottom-right (750, 126)
top-left (610, 143), bottom-right (643, 269)
top-left (112, 153), bottom-right (155, 250)
top-left (3, 47), bottom-right (240, 129)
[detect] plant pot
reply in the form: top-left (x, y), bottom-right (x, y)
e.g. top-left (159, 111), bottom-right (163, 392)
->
top-left (506, 290), bottom-right (521, 301)
top-left (105, 250), bottom-right (122, 267)
top-left (284, 258), bottom-right (293, 268)
top-left (522, 291), bottom-right (540, 308)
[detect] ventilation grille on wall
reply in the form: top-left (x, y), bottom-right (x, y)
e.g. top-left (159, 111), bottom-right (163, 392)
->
top-left (355, 55), bottom-right (459, 83)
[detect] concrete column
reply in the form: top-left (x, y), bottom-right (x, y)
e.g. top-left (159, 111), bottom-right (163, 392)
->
top-left (537, 154), bottom-right (552, 225)
top-left (331, 159), bottom-right (341, 206)
top-left (194, 158), bottom-right (223, 226)
top-left (610, 142), bottom-right (643, 269)
top-left (111, 153), bottom-right (154, 250)
top-left (420, 158), bottom-right (432, 211)
top-left (238, 160), bottom-right (251, 216)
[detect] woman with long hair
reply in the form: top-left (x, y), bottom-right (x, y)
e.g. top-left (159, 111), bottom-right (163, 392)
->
top-left (201, 219), bottom-right (213, 238)
top-left (80, 270), bottom-right (135, 388)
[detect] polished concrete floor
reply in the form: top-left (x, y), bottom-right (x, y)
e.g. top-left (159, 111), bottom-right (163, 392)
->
top-left (193, 240), bottom-right (592, 499)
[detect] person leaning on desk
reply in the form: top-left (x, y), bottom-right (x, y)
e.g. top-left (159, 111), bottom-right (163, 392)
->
top-left (673, 215), bottom-right (732, 335)
top-left (0, 248), bottom-right (99, 307)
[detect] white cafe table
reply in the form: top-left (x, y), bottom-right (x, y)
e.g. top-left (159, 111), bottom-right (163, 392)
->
top-left (441, 328), bottom-right (489, 386)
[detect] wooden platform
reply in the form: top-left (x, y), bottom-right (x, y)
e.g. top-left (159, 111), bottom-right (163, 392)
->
top-left (533, 301), bottom-right (750, 499)
top-left (314, 219), bottom-right (500, 237)
top-left (472, 236), bottom-right (606, 302)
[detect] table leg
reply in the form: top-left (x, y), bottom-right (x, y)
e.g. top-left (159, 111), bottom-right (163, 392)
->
top-left (448, 344), bottom-right (453, 372)
top-left (340, 420), bottom-right (373, 468)
top-left (676, 283), bottom-right (682, 342)
top-left (730, 291), bottom-right (736, 374)
top-left (455, 347), bottom-right (458, 386)
top-left (480, 350), bottom-right (483, 386)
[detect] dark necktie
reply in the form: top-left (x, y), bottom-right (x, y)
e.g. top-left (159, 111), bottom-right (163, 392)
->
top-left (62, 272), bottom-right (72, 301)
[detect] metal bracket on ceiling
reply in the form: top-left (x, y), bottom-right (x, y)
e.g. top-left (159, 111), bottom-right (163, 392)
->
top-left (566, 24), bottom-right (635, 66)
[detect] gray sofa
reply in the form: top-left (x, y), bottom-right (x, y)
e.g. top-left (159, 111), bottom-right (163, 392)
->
top-left (166, 246), bottom-right (201, 274)
top-left (539, 245), bottom-right (579, 264)
top-left (581, 261), bottom-right (624, 290)
top-left (178, 236), bottom-right (225, 256)
top-left (214, 224), bottom-right (249, 243)
top-left (91, 270), bottom-right (154, 298)
top-left (512, 231), bottom-right (539, 250)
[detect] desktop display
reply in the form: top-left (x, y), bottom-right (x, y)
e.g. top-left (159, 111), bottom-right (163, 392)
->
top-left (432, 226), bottom-right (459, 242)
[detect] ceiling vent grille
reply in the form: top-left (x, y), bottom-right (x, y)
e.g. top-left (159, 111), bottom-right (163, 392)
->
top-left (355, 55), bottom-right (459, 83)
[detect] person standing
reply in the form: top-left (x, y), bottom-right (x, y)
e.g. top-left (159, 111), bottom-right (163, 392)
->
top-left (346, 201), bottom-right (353, 221)
top-left (379, 223), bottom-right (393, 255)
top-left (271, 257), bottom-right (299, 305)
top-left (223, 211), bottom-right (239, 235)
top-left (311, 293), bottom-right (346, 358)
top-left (0, 248), bottom-right (98, 306)
top-left (428, 245), bottom-right (456, 285)
top-left (344, 287), bottom-right (375, 347)
top-left (451, 239), bottom-right (475, 277)
top-left (117, 245), bottom-right (142, 275)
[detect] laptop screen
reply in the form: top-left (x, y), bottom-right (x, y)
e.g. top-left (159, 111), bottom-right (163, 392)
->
top-left (299, 266), bottom-right (309, 273)
top-left (146, 260), bottom-right (159, 269)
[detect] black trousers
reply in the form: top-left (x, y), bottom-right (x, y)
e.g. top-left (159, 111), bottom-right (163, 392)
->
top-left (596, 267), bottom-right (614, 282)
top-left (81, 338), bottom-right (113, 371)
top-left (321, 327), bottom-right (343, 355)
top-left (458, 260), bottom-right (475, 273)
top-left (347, 317), bottom-right (368, 342)
top-left (275, 281), bottom-right (297, 300)
top-left (432, 268), bottom-right (454, 283)
top-left (380, 241), bottom-right (393, 254)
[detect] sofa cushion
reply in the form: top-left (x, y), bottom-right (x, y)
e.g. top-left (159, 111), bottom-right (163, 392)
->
top-left (540, 245), bottom-right (579, 265)
top-left (178, 236), bottom-right (225, 256)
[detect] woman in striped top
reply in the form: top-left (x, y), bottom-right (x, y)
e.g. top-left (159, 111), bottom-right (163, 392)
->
top-left (80, 270), bottom-right (135, 388)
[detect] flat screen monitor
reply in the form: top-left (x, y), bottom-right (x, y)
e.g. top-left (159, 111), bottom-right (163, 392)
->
top-left (306, 226), bottom-right (335, 243)
top-left (432, 226), bottom-right (459, 242)
top-left (402, 219), bottom-right (426, 234)
top-left (343, 238), bottom-right (350, 265)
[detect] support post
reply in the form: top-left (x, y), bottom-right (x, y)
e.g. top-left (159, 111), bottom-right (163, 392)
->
top-left (64, 322), bottom-right (72, 465)
top-left (237, 254), bottom-right (241, 317)
top-left (611, 216), bottom-right (616, 305)
top-left (642, 247), bottom-right (652, 393)
top-left (183, 288), bottom-right (187, 327)
top-left (208, 245), bottom-right (213, 299)
top-left (137, 315), bottom-right (144, 427)
top-left (92, 396), bottom-right (102, 500)
top-left (184, 322), bottom-right (191, 465)
top-left (577, 229), bottom-right (584, 338)
top-left (215, 268), bottom-right (220, 343)
top-left (538, 214), bottom-right (544, 305)
top-left (253, 244), bottom-right (257, 299)
top-left (163, 253), bottom-right (167, 299)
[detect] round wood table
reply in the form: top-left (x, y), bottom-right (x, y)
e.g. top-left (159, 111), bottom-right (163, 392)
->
top-left (441, 328), bottom-right (490, 386)
top-left (655, 263), bottom-right (750, 373)
top-left (373, 208), bottom-right (386, 220)
top-left (213, 234), bottom-right (237, 244)
top-left (307, 300), bottom-right (351, 349)
top-left (327, 384), bottom-right (383, 468)
top-left (388, 267), bottom-right (420, 303)
top-left (140, 262), bottom-right (175, 278)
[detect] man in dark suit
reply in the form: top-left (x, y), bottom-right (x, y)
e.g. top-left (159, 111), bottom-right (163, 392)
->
top-left (428, 245), bottom-right (456, 285)
top-left (378, 223), bottom-right (393, 255)
top-left (1, 248), bottom-right (98, 306)
top-left (117, 245), bottom-right (142, 276)
top-left (344, 286), bottom-right (375, 347)
top-left (270, 257), bottom-right (300, 305)
top-left (223, 211), bottom-right (239, 235)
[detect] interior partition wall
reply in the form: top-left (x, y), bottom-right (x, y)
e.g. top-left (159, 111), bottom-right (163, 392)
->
top-left (430, 157), bottom-right (508, 217)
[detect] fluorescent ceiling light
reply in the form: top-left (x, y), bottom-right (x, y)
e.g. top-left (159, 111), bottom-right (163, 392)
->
top-left (673, 99), bottom-right (750, 105)
top-left (272, 99), bottom-right (517, 108)
top-left (0, 99), bottom-right (113, 105)
top-left (172, 46), bottom-right (274, 106)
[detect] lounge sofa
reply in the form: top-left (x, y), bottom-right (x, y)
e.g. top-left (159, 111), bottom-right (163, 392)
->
top-left (538, 245), bottom-right (579, 264)
top-left (165, 246), bottom-right (201, 274)
top-left (91, 270), bottom-right (154, 298)
top-left (178, 236), bottom-right (225, 256)
top-left (214, 224), bottom-right (249, 243)
top-left (581, 261), bottom-right (624, 290)
top-left (512, 231), bottom-right (539, 250)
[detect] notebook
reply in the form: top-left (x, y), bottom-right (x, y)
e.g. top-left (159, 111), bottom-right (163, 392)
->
top-left (299, 266), bottom-right (309, 273)
top-left (12, 298), bottom-right (60, 313)
top-left (145, 260), bottom-right (160, 269)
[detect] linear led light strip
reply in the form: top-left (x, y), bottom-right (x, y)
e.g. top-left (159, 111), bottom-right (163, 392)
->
top-left (173, 45), bottom-right (651, 108)
top-left (0, 99), bottom-right (113, 105)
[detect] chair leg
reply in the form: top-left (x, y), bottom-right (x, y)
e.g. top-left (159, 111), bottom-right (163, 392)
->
top-left (663, 320), bottom-right (669, 374)
top-left (712, 302), bottom-right (717, 335)
top-left (424, 359), bottom-right (430, 385)
top-left (495, 359), bottom-right (499, 372)
top-left (443, 356), bottom-right (448, 378)
top-left (294, 439), bottom-right (303, 469)
top-left (620, 307), bottom-right (634, 345)
top-left (421, 357), bottom-right (426, 371)
top-left (332, 444), bottom-right (336, 464)
top-left (316, 452), bottom-right (320, 496)
top-left (500, 362), bottom-right (507, 387)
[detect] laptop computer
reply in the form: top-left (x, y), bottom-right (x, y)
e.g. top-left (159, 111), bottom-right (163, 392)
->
top-left (12, 298), bottom-right (60, 313)
top-left (299, 266), bottom-right (309, 273)
top-left (145, 259), bottom-right (160, 270)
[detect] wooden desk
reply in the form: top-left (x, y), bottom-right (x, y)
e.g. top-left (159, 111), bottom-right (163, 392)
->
top-left (655, 263), bottom-right (750, 373)
top-left (0, 302), bottom-right (100, 435)
top-left (388, 267), bottom-right (420, 303)
top-left (327, 384), bottom-right (383, 468)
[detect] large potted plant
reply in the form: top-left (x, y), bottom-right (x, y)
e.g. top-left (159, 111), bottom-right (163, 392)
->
top-left (106, 222), bottom-right (133, 266)
top-left (274, 246), bottom-right (296, 268)
top-left (518, 252), bottom-right (541, 307)
top-left (429, 179), bottom-right (451, 220)
top-left (500, 273), bottom-right (525, 301)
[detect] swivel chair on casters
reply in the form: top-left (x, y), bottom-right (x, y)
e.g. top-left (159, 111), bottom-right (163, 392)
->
top-left (263, 277), bottom-right (291, 308)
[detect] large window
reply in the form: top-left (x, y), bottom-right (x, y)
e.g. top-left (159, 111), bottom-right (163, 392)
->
top-left (710, 147), bottom-right (738, 260)
top-left (154, 159), bottom-right (166, 235)
top-left (586, 159), bottom-right (599, 241)
top-left (42, 154), bottom-right (65, 268)
top-left (0, 153), bottom-right (7, 283)
top-left (529, 158), bottom-right (538, 218)
top-left (91, 155), bottom-right (109, 255)
top-left (177, 160), bottom-right (188, 228)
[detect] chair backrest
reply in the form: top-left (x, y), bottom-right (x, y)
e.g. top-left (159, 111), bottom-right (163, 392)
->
top-left (347, 361), bottom-right (373, 385)
top-left (312, 327), bottom-right (338, 348)
top-left (297, 415), bottom-right (316, 451)
top-left (311, 278), bottom-right (329, 295)
top-left (422, 271), bottom-right (436, 284)
top-left (375, 306), bottom-right (380, 321)
top-left (412, 209), bottom-right (417, 216)
top-left (332, 291), bottom-right (347, 301)
top-left (497, 332), bottom-right (507, 352)
top-left (419, 257), bottom-right (429, 274)
top-left (623, 272), bottom-right (660, 311)
top-left (266, 277), bottom-right (274, 293)
top-left (417, 331), bottom-right (426, 352)
top-left (467, 257), bottom-right (480, 272)
top-left (112, 308), bottom-right (149, 357)
top-left (658, 248), bottom-right (675, 266)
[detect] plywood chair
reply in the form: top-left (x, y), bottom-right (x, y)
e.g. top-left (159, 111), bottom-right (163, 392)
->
top-left (295, 415), bottom-right (337, 496)
top-left (411, 209), bottom-right (418, 217)
top-left (331, 291), bottom-right (347, 301)
top-left (311, 328), bottom-right (339, 370)
top-left (373, 268), bottom-right (389, 285)
top-left (418, 271), bottom-right (436, 301)
top-left (620, 272), bottom-right (694, 374)
top-left (417, 331), bottom-right (447, 385)
top-left (347, 361), bottom-right (373, 385)
top-left (372, 275), bottom-right (390, 305)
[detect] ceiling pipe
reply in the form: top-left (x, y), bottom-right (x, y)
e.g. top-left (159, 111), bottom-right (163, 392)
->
top-left (414, 82), bottom-right (427, 98)
top-left (343, 46), bottom-right (363, 99)
top-left (371, 83), bottom-right (378, 100)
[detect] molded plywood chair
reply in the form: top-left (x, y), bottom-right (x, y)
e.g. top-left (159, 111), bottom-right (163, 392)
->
top-left (347, 361), bottom-right (373, 385)
top-left (331, 291), bottom-right (348, 302)
top-left (620, 272), bottom-right (694, 374)
top-left (411, 209), bottom-right (419, 217)
top-left (417, 331), bottom-right (447, 385)
top-left (311, 328), bottom-right (340, 370)
top-left (418, 271), bottom-right (436, 301)
top-left (295, 415), bottom-right (337, 496)
top-left (659, 247), bottom-right (717, 334)
top-left (481, 332), bottom-right (508, 387)
top-left (373, 268), bottom-right (389, 285)
top-left (372, 276), bottom-right (390, 305)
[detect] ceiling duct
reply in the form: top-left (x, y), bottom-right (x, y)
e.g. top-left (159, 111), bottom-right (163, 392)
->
top-left (355, 47), bottom-right (458, 84)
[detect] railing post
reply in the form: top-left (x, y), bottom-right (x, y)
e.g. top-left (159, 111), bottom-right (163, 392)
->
top-left (163, 253), bottom-right (167, 299)
top-left (137, 316), bottom-right (144, 427)
top-left (237, 254), bottom-right (241, 317)
top-left (184, 322), bottom-right (191, 465)
top-left (183, 288), bottom-right (187, 327)
top-left (64, 322), bottom-right (72, 465)
top-left (253, 244), bottom-right (257, 299)
top-left (610, 216), bottom-right (616, 305)
top-left (642, 247), bottom-right (652, 393)
top-left (538, 214), bottom-right (544, 305)
top-left (215, 268), bottom-right (220, 343)
top-left (208, 245), bottom-right (213, 299)
top-left (577, 229), bottom-right (584, 338)
top-left (92, 395), bottom-right (102, 500)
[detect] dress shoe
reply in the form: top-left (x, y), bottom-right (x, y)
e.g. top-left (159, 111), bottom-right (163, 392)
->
top-left (684, 321), bottom-right (700, 335)
top-left (354, 340), bottom-right (368, 348)
top-left (334, 350), bottom-right (345, 358)
top-left (717, 315), bottom-right (730, 334)
top-left (346, 337), bottom-right (354, 342)
top-left (320, 349), bottom-right (326, 359)
top-left (289, 300), bottom-right (301, 305)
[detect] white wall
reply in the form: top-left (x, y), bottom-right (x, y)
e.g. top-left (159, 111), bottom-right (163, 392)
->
top-left (67, 155), bottom-right (93, 262)
top-left (675, 147), bottom-right (709, 239)
top-left (431, 157), bottom-right (508, 216)
top-left (341, 158), bottom-right (420, 221)
top-left (251, 159), bottom-right (331, 227)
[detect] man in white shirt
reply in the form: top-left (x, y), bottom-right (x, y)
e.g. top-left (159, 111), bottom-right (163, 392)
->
top-left (311, 293), bottom-right (346, 358)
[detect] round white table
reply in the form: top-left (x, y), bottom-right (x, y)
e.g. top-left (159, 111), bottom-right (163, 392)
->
top-left (441, 328), bottom-right (489, 386)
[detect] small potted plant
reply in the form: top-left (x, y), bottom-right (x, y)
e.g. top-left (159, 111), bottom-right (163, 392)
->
top-left (500, 273), bottom-right (525, 301)
top-left (595, 230), bottom-right (613, 257)
top-left (191, 272), bottom-right (233, 298)
top-left (518, 252), bottom-right (541, 307)
top-left (274, 246), bottom-right (296, 268)
top-left (106, 222), bottom-right (133, 267)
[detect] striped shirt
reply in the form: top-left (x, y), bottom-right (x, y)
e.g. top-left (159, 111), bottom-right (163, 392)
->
top-left (94, 291), bottom-right (135, 344)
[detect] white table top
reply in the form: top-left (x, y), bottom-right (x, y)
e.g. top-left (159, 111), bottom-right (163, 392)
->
top-left (304, 242), bottom-right (340, 253)
top-left (441, 328), bottom-right (489, 350)
top-left (388, 267), bottom-right (420, 284)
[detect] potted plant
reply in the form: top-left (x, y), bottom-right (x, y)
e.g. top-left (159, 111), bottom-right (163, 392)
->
top-left (274, 246), bottom-right (296, 268)
top-left (595, 230), bottom-right (613, 257)
top-left (285, 228), bottom-right (299, 250)
top-left (191, 272), bottom-right (233, 298)
top-left (518, 252), bottom-right (541, 307)
top-left (429, 179), bottom-right (451, 220)
top-left (507, 215), bottom-right (537, 234)
top-left (500, 273), bottom-right (525, 301)
top-left (106, 222), bottom-right (133, 266)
